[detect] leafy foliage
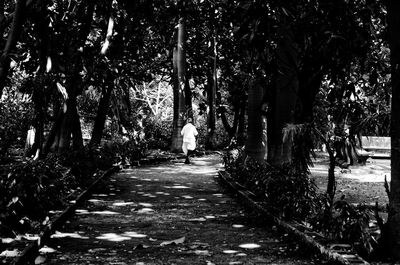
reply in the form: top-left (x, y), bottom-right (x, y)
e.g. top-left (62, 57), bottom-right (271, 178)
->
top-left (223, 148), bottom-right (321, 221)
top-left (311, 199), bottom-right (377, 258)
top-left (0, 157), bottom-right (72, 235)
top-left (0, 100), bottom-right (33, 162)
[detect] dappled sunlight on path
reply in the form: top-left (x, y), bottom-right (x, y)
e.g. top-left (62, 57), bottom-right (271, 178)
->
top-left (42, 154), bottom-right (320, 265)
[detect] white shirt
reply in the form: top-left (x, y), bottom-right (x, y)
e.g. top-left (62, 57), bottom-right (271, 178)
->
top-left (181, 123), bottom-right (198, 143)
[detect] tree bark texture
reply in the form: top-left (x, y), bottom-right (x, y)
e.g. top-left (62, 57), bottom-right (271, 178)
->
top-left (245, 79), bottom-right (266, 162)
top-left (206, 33), bottom-right (217, 149)
top-left (267, 24), bottom-right (299, 166)
top-left (45, 2), bottom-right (94, 154)
top-left (170, 18), bottom-right (188, 152)
top-left (90, 72), bottom-right (114, 147)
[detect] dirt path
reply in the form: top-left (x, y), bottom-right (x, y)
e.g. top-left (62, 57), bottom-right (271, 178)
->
top-left (40, 154), bottom-right (322, 265)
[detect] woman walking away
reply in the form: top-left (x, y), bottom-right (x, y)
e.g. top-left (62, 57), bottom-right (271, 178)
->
top-left (181, 118), bottom-right (198, 164)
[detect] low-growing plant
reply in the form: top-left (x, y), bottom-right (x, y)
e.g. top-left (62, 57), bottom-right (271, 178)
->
top-left (223, 148), bottom-right (321, 221)
top-left (223, 148), bottom-right (378, 259)
top-left (0, 157), bottom-right (73, 235)
top-left (311, 198), bottom-right (377, 259)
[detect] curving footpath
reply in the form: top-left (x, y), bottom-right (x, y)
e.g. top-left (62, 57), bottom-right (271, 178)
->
top-left (37, 154), bottom-right (322, 265)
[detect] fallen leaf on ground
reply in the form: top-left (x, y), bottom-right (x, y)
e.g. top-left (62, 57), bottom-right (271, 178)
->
top-left (160, 236), bottom-right (185, 246)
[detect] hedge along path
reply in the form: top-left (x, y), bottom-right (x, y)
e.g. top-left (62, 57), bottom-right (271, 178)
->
top-left (38, 154), bottom-right (323, 265)
top-left (218, 171), bottom-right (370, 265)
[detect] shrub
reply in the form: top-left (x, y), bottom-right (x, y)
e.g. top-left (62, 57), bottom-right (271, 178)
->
top-left (143, 117), bottom-right (171, 150)
top-left (223, 148), bottom-right (321, 221)
top-left (310, 198), bottom-right (377, 258)
top-left (223, 148), bottom-right (377, 259)
top-left (0, 157), bottom-right (72, 235)
top-left (0, 100), bottom-right (33, 163)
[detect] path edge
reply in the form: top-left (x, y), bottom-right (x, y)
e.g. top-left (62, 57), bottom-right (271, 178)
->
top-left (218, 170), bottom-right (369, 265)
top-left (12, 166), bottom-right (120, 265)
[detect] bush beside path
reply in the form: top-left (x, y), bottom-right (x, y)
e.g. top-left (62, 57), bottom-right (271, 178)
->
top-left (39, 154), bottom-right (323, 265)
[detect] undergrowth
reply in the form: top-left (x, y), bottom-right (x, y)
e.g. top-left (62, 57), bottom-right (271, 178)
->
top-left (223, 147), bottom-right (379, 260)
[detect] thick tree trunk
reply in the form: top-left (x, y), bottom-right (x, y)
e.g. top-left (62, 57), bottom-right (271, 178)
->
top-left (44, 1), bottom-right (94, 155)
top-left (0, 0), bottom-right (26, 98)
top-left (170, 17), bottom-right (188, 152)
top-left (53, 97), bottom-right (82, 153)
top-left (245, 79), bottom-right (266, 162)
top-left (380, 0), bottom-right (400, 259)
top-left (267, 24), bottom-right (299, 166)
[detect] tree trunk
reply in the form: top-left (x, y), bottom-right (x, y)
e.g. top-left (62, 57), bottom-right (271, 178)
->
top-left (245, 79), bottom-right (266, 163)
top-left (380, 0), bottom-right (400, 259)
top-left (206, 33), bottom-right (217, 149)
top-left (170, 17), bottom-right (188, 152)
top-left (44, 1), bottom-right (94, 155)
top-left (89, 72), bottom-right (114, 148)
top-left (267, 23), bottom-right (299, 166)
top-left (0, 0), bottom-right (26, 98)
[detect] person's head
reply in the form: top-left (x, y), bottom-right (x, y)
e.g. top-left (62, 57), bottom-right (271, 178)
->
top-left (187, 118), bottom-right (193, 123)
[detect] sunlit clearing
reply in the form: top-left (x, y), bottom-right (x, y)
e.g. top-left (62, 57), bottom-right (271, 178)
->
top-left (96, 233), bottom-right (131, 242)
top-left (130, 176), bottom-right (138, 179)
top-left (110, 179), bottom-right (117, 182)
top-left (237, 253), bottom-right (247, 256)
top-left (239, 243), bottom-right (261, 249)
top-left (39, 246), bottom-right (56, 254)
top-left (51, 231), bottom-right (89, 239)
top-left (232, 224), bottom-right (244, 228)
top-left (205, 216), bottom-right (215, 219)
top-left (143, 178), bottom-right (152, 181)
top-left (198, 198), bottom-right (207, 201)
top-left (136, 184), bottom-right (143, 187)
top-left (69, 200), bottom-right (76, 204)
top-left (91, 210), bottom-right (120, 215)
top-left (213, 193), bottom-right (224, 197)
top-left (122, 231), bottom-right (147, 238)
top-left (93, 194), bottom-right (108, 197)
top-left (182, 195), bottom-right (194, 199)
top-left (223, 250), bottom-right (238, 254)
top-left (109, 193), bottom-right (116, 196)
top-left (156, 192), bottom-right (165, 195)
top-left (88, 199), bottom-right (104, 203)
top-left (113, 202), bottom-right (134, 206)
top-left (139, 203), bottom-right (153, 207)
top-left (137, 208), bottom-right (154, 214)
top-left (76, 209), bottom-right (89, 214)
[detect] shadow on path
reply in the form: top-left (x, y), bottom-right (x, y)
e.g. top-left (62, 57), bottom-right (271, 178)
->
top-left (41, 155), bottom-right (322, 265)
